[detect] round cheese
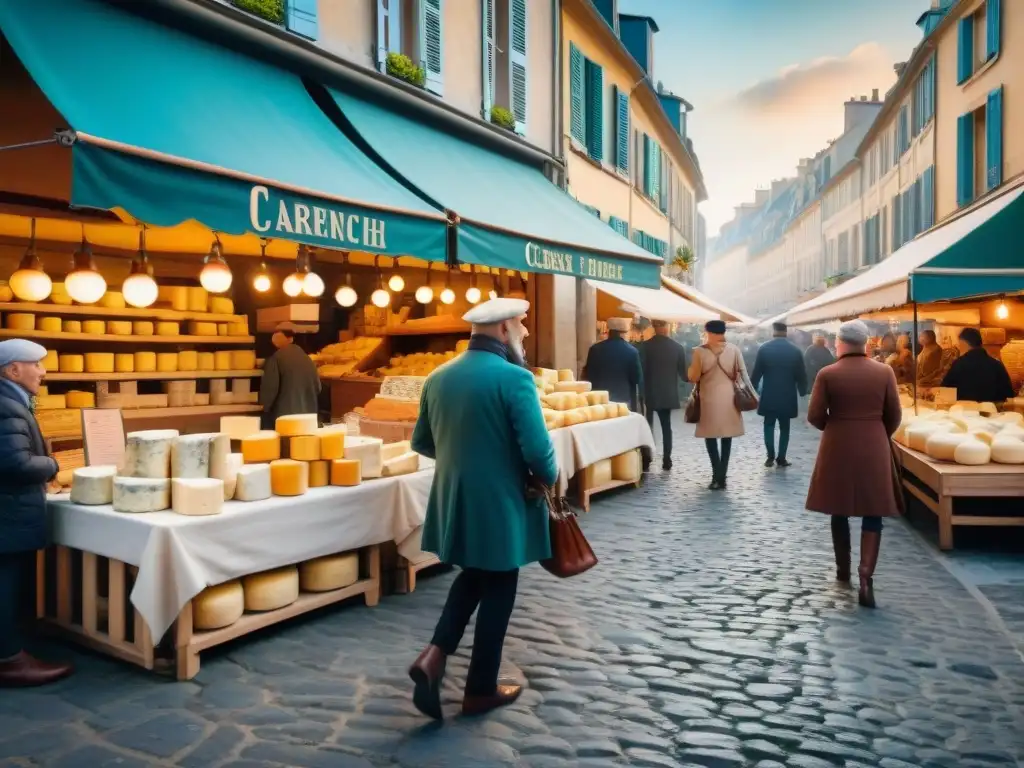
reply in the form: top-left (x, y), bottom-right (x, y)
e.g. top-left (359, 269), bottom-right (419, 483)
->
top-left (241, 431), bottom-right (280, 463)
top-left (156, 353), bottom-right (178, 373)
top-left (35, 394), bottom-right (66, 410)
top-left (112, 476), bottom-right (171, 513)
top-left (49, 283), bottom-right (72, 305)
top-left (231, 350), bottom-right (257, 370)
top-left (171, 477), bottom-right (225, 516)
top-left (85, 353), bottom-right (115, 373)
top-left (978, 402), bottom-right (998, 416)
top-left (991, 438), bottom-right (1024, 464)
top-left (38, 316), bottom-right (62, 333)
top-left (59, 354), bottom-right (85, 373)
top-left (82, 320), bottom-right (106, 334)
top-left (187, 287), bottom-right (208, 312)
top-left (617, 403), bottom-right (630, 417)
top-left (69, 465), bottom-right (117, 505)
top-left (168, 286), bottom-right (189, 311)
top-left (100, 291), bottom-right (126, 309)
top-left (115, 353), bottom-right (135, 373)
top-left (924, 432), bottom-right (968, 462)
top-left (953, 439), bottom-right (991, 466)
top-left (611, 450), bottom-right (641, 481)
top-left (189, 321), bottom-right (218, 336)
top-left (5, 313), bottom-right (35, 331)
top-left (554, 381), bottom-right (592, 394)
top-left (156, 321), bottom-right (179, 336)
top-left (275, 413), bottom-right (318, 437)
top-left (107, 320), bottom-right (132, 336)
top-left (65, 391), bottom-right (95, 408)
top-left (603, 403), bottom-right (619, 419)
top-left (243, 567), bottom-right (299, 612)
top-left (563, 409), bottom-right (586, 427)
top-left (234, 463), bottom-right (272, 501)
top-left (557, 369), bottom-right (574, 382)
top-left (171, 433), bottom-right (214, 478)
top-left (308, 460), bottom-right (329, 487)
top-left (214, 351), bottom-right (233, 371)
top-left (270, 459), bottom-right (309, 496)
top-left (906, 423), bottom-right (947, 453)
top-left (329, 459), bottom-right (361, 486)
top-left (585, 404), bottom-right (606, 421)
top-left (299, 553), bottom-right (359, 592)
top-left (289, 435), bottom-right (321, 461)
top-left (220, 415), bottom-right (261, 441)
top-left (122, 429), bottom-right (178, 479)
top-left (998, 424), bottom-right (1024, 439)
top-left (993, 411), bottom-right (1024, 427)
top-left (209, 297), bottom-right (234, 315)
top-left (62, 320), bottom-right (82, 333)
top-left (131, 321), bottom-right (153, 336)
top-left (135, 351), bottom-right (157, 372)
top-left (227, 322), bottom-right (249, 336)
top-left (177, 351), bottom-right (199, 371)
top-left (42, 350), bottom-right (58, 372)
top-left (192, 580), bottom-right (244, 630)
top-left (197, 352), bottom-right (216, 371)
top-left (213, 452), bottom-right (244, 500)
top-left (319, 429), bottom-right (346, 460)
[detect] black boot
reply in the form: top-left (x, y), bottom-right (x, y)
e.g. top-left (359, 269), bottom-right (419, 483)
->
top-left (830, 517), bottom-right (851, 583)
top-left (858, 531), bottom-right (881, 608)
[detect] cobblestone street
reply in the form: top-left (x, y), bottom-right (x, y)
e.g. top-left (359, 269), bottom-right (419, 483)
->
top-left (3, 414), bottom-right (1024, 768)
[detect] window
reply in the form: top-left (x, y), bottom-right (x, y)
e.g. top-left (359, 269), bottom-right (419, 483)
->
top-left (286, 0), bottom-right (318, 39)
top-left (608, 216), bottom-right (629, 238)
top-left (642, 134), bottom-right (661, 202)
top-left (958, 0), bottom-right (1001, 84)
top-left (376, 0), bottom-right (443, 95)
top-left (921, 166), bottom-right (936, 231)
top-left (568, 43), bottom-right (605, 162)
top-left (912, 56), bottom-right (936, 137)
top-left (482, 0), bottom-right (527, 132)
top-left (958, 87), bottom-right (1003, 208)
top-left (613, 87), bottom-right (629, 174)
top-left (898, 105), bottom-right (909, 157)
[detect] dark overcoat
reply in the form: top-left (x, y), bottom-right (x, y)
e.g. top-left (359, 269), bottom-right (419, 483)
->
top-left (0, 386), bottom-right (59, 554)
top-left (259, 343), bottom-right (321, 423)
top-left (584, 337), bottom-right (643, 411)
top-left (805, 354), bottom-right (903, 518)
top-left (639, 335), bottom-right (688, 411)
top-left (804, 344), bottom-right (835, 386)
top-left (751, 337), bottom-right (808, 419)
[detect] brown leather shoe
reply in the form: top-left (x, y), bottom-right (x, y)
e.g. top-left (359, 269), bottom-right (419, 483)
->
top-left (408, 645), bottom-right (447, 720)
top-left (830, 517), bottom-right (851, 583)
top-left (0, 652), bottom-right (73, 688)
top-left (462, 684), bottom-right (522, 716)
top-left (858, 530), bottom-right (882, 608)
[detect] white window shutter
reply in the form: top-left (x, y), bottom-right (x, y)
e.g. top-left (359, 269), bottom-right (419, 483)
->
top-left (510, 0), bottom-right (528, 134)
top-left (482, 0), bottom-right (495, 118)
top-left (421, 0), bottom-right (444, 95)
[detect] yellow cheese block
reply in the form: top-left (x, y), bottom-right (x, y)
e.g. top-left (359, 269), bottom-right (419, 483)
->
top-left (62, 320), bottom-right (82, 333)
top-left (66, 391), bottom-right (95, 408)
top-left (100, 291), bottom-right (126, 309)
top-left (209, 297), bottom-right (234, 314)
top-left (241, 431), bottom-right (281, 463)
top-left (43, 350), bottom-right (58, 372)
top-left (197, 352), bottom-right (215, 371)
top-left (308, 460), bottom-right (329, 487)
top-left (289, 435), bottom-right (321, 461)
top-left (192, 580), bottom-right (244, 631)
top-left (227, 322), bottom-right (249, 336)
top-left (187, 287), bottom-right (208, 312)
top-left (156, 353), bottom-right (178, 372)
top-left (319, 430), bottom-right (345, 460)
top-left (214, 351), bottom-right (233, 370)
top-left (133, 321), bottom-right (155, 336)
top-left (177, 351), bottom-right (199, 371)
top-left (135, 351), bottom-right (157, 372)
top-left (189, 321), bottom-right (218, 336)
top-left (82, 320), bottom-right (105, 334)
top-left (242, 566), bottom-right (298, 612)
top-left (107, 320), bottom-right (132, 336)
top-left (166, 286), bottom-right (188, 311)
top-left (84, 353), bottom-right (115, 373)
top-left (156, 321), bottom-right (179, 336)
top-left (584, 458), bottom-right (614, 487)
top-left (231, 350), bottom-right (256, 370)
top-left (217, 324), bottom-right (229, 336)
top-left (554, 381), bottom-right (592, 394)
top-left (611, 450), bottom-right (641, 481)
top-left (299, 553), bottom-right (359, 592)
top-left (5, 313), bottom-right (34, 331)
top-left (48, 283), bottom-right (72, 305)
top-left (330, 459), bottom-right (361, 486)
top-left (35, 394), bottom-right (66, 410)
top-left (114, 353), bottom-right (134, 373)
top-left (269, 459), bottom-right (309, 496)
top-left (59, 354), bottom-right (84, 373)
top-left (38, 316), bottom-right (62, 333)
top-left (0, 283), bottom-right (10, 302)
top-left (275, 413), bottom-right (318, 437)
top-left (557, 369), bottom-right (575, 382)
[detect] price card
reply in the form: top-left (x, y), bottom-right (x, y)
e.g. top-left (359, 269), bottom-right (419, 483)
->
top-left (81, 408), bottom-right (126, 469)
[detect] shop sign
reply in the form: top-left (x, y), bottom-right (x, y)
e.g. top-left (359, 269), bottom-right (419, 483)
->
top-left (524, 242), bottom-right (626, 282)
top-left (249, 185), bottom-right (388, 250)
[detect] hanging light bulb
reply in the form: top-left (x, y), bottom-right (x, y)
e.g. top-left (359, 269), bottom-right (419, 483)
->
top-left (440, 287), bottom-right (455, 304)
top-left (302, 271), bottom-right (325, 298)
top-left (416, 263), bottom-right (434, 304)
top-left (997, 301), bottom-right (1010, 320)
top-left (283, 272), bottom-right (305, 297)
top-left (10, 219), bottom-right (52, 302)
top-left (371, 288), bottom-right (391, 308)
top-left (199, 237), bottom-right (232, 293)
top-left (252, 240), bottom-right (272, 293)
top-left (335, 252), bottom-right (358, 307)
top-left (122, 230), bottom-right (158, 308)
top-left (64, 233), bottom-right (107, 304)
top-left (388, 257), bottom-right (405, 292)
top-left (465, 266), bottom-right (481, 304)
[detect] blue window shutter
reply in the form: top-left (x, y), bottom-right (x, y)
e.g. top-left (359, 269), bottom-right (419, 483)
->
top-left (569, 43), bottom-right (586, 145)
top-left (987, 0), bottom-right (1001, 59)
top-left (584, 59), bottom-right (604, 161)
top-left (286, 0), bottom-right (318, 39)
top-left (957, 16), bottom-right (974, 84)
top-left (923, 166), bottom-right (935, 229)
top-left (643, 134), bottom-right (652, 195)
top-left (421, 0), bottom-right (443, 95)
top-left (957, 112), bottom-right (975, 206)
top-left (987, 86), bottom-right (1003, 191)
top-left (652, 143), bottom-right (662, 205)
top-left (482, 0), bottom-right (495, 117)
top-left (614, 88), bottom-right (630, 174)
top-left (893, 195), bottom-right (902, 249)
top-left (509, 0), bottom-right (527, 133)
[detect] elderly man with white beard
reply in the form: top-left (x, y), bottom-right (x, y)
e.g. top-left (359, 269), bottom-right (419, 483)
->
top-left (407, 298), bottom-right (558, 720)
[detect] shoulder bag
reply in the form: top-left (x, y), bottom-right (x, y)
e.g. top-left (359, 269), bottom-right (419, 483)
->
top-left (535, 474), bottom-right (598, 578)
top-left (683, 345), bottom-right (708, 424)
top-left (717, 349), bottom-right (759, 413)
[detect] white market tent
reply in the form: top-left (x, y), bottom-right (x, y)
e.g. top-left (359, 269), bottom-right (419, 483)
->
top-left (588, 280), bottom-right (717, 323)
top-left (660, 275), bottom-right (759, 325)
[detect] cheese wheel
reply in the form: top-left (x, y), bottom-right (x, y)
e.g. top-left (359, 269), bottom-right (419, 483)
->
top-left (554, 381), bottom-right (592, 394)
top-left (563, 409), bottom-right (586, 426)
top-left (924, 432), bottom-right (968, 462)
top-left (906, 423), bottom-right (947, 452)
top-left (584, 391), bottom-right (608, 406)
top-left (189, 321), bottom-right (218, 336)
top-left (289, 435), bottom-right (321, 461)
top-left (209, 297), bottom-right (234, 314)
top-left (107, 320), bottom-right (132, 336)
top-left (65, 391), bottom-right (95, 409)
top-left (38, 316), bottom-right (62, 333)
top-left (230, 350), bottom-right (256, 370)
top-left (212, 452), bottom-right (243, 500)
top-left (308, 460), bottom-right (329, 487)
top-left (62, 320), bottom-right (82, 333)
top-left (6, 313), bottom-right (34, 331)
top-left (228, 322), bottom-right (249, 336)
top-left (69, 465), bottom-right (117, 505)
top-left (586, 404), bottom-right (606, 421)
top-left (234, 463), bottom-right (272, 501)
top-left (543, 409), bottom-right (565, 430)
top-left (978, 402), bottom-right (998, 416)
top-left (122, 430), bottom-right (178, 478)
top-left (48, 283), bottom-right (71, 305)
top-left (344, 436), bottom-right (383, 478)
top-left (135, 351), bottom-right (157, 372)
top-left (187, 287), bottom-right (208, 312)
top-left (42, 350), bottom-right (58, 372)
top-left (892, 422), bottom-right (911, 446)
top-left (171, 477), bottom-right (224, 515)
top-left (611, 450), bottom-right (641, 481)
top-left (113, 353), bottom-right (134, 373)
top-left (330, 459), bottom-right (361, 486)
top-left (156, 353), bottom-right (178, 373)
top-left (954, 439), bottom-right (991, 466)
top-left (584, 459), bottom-right (613, 487)
top-left (381, 450), bottom-right (420, 477)
top-left (85, 353), bottom-right (115, 373)
top-left (319, 429), bottom-right (346, 460)
top-left (299, 553), bottom-right (359, 592)
top-left (993, 411), bottom-right (1024, 426)
top-left (155, 321), bottom-right (179, 337)
top-left (991, 438), bottom-right (1024, 464)
top-left (100, 292), bottom-right (126, 309)
top-left (192, 581), bottom-right (244, 630)
top-left (112, 477), bottom-right (171, 513)
top-left (177, 351), bottom-right (199, 371)
top-left (59, 354), bottom-right (85, 373)
top-left (557, 369), bottom-right (574, 382)
top-left (167, 286), bottom-right (189, 311)
top-left (214, 351), bottom-right (233, 371)
top-left (999, 424), bottom-right (1024, 438)
top-left (82, 320), bottom-right (105, 334)
top-left (197, 352), bottom-right (216, 371)
top-left (171, 433), bottom-right (213, 478)
top-left (241, 431), bottom-right (280, 463)
top-left (220, 415), bottom-right (261, 441)
top-left (602, 403), bottom-right (619, 419)
top-left (217, 324), bottom-right (229, 336)
top-left (243, 567), bottom-right (298, 611)
top-left (270, 459), bottom-right (308, 496)
top-left (275, 413), bottom-right (318, 437)
top-left (133, 321), bottom-right (155, 336)
top-left (35, 394), bottom-right (66, 410)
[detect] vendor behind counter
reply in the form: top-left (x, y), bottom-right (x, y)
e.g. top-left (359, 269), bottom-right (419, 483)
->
top-left (940, 327), bottom-right (1016, 404)
top-left (259, 323), bottom-right (321, 428)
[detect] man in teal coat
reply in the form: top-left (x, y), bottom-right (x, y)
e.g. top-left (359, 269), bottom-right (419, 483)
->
top-left (408, 297), bottom-right (557, 720)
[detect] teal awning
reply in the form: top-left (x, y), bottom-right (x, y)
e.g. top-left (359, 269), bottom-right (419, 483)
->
top-left (0, 0), bottom-right (447, 261)
top-left (324, 88), bottom-right (664, 288)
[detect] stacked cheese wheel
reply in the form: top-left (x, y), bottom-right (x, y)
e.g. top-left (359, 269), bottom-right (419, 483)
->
top-left (533, 368), bottom-right (631, 430)
top-left (893, 402), bottom-right (1024, 466)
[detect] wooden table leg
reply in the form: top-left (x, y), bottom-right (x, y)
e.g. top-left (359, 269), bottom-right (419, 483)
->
top-left (175, 600), bottom-right (200, 681)
top-left (364, 545), bottom-right (381, 607)
top-left (938, 495), bottom-right (954, 550)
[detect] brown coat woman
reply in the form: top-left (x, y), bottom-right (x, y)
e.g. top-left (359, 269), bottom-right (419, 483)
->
top-left (805, 319), bottom-right (903, 608)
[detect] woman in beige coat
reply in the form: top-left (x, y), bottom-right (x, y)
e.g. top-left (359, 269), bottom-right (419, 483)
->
top-left (688, 320), bottom-right (751, 490)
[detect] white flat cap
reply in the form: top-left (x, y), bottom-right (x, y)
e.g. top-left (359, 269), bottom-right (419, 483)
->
top-left (0, 339), bottom-right (47, 368)
top-left (462, 297), bottom-right (529, 325)
top-left (837, 319), bottom-right (869, 345)
top-left (607, 317), bottom-right (631, 332)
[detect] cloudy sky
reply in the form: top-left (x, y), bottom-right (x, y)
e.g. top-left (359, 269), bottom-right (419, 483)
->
top-left (619, 0), bottom-right (931, 236)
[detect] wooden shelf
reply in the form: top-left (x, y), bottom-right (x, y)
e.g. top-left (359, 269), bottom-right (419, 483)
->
top-left (385, 320), bottom-right (471, 336)
top-left (0, 301), bottom-right (243, 323)
top-left (122, 404), bottom-right (262, 420)
top-left (0, 329), bottom-right (254, 345)
top-left (45, 370), bottom-right (263, 382)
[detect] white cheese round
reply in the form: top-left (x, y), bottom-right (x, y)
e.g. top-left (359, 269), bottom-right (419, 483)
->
top-left (112, 477), bottom-right (171, 513)
top-left (924, 432), bottom-right (968, 462)
top-left (122, 430), bottom-right (179, 479)
top-left (906, 423), bottom-right (947, 453)
top-left (953, 439), bottom-right (991, 466)
top-left (299, 553), bottom-right (359, 592)
top-left (243, 566), bottom-right (299, 611)
top-left (192, 580), bottom-right (244, 631)
top-left (171, 433), bottom-right (214, 479)
top-left (69, 466), bottom-right (117, 505)
top-left (234, 464), bottom-right (272, 502)
top-left (171, 478), bottom-right (225, 516)
top-left (993, 411), bottom-right (1024, 427)
top-left (991, 438), bottom-right (1024, 464)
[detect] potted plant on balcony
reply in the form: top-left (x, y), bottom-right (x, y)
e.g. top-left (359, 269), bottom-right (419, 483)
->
top-left (666, 245), bottom-right (696, 277)
top-left (489, 107), bottom-right (515, 131)
top-left (231, 0), bottom-right (284, 24)
top-left (386, 52), bottom-right (426, 88)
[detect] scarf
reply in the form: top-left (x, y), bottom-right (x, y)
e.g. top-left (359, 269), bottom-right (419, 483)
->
top-left (468, 334), bottom-right (528, 368)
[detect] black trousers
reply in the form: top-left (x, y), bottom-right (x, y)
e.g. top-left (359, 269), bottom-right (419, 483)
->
top-left (0, 552), bottom-right (31, 659)
top-left (645, 408), bottom-right (673, 458)
top-left (431, 567), bottom-right (519, 697)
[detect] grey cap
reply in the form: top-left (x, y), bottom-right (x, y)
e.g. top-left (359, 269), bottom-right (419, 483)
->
top-left (837, 320), bottom-right (869, 345)
top-left (0, 339), bottom-right (48, 368)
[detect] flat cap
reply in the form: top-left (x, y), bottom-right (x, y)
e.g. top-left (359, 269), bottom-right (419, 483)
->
top-left (462, 297), bottom-right (529, 325)
top-left (0, 338), bottom-right (47, 368)
top-left (705, 319), bottom-right (727, 335)
top-left (607, 317), bottom-right (631, 332)
top-left (837, 319), bottom-right (869, 345)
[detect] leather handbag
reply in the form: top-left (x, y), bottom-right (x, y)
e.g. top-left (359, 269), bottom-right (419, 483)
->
top-left (717, 353), bottom-right (759, 412)
top-left (537, 476), bottom-right (598, 578)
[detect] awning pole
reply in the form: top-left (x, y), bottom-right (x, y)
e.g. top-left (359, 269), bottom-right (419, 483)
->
top-left (0, 130), bottom-right (76, 153)
top-left (912, 301), bottom-right (919, 416)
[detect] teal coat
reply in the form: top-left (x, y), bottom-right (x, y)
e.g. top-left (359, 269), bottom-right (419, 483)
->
top-left (412, 345), bottom-right (558, 571)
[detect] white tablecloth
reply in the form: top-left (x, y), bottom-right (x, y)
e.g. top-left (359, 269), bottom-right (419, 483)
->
top-left (568, 412), bottom-right (655, 468)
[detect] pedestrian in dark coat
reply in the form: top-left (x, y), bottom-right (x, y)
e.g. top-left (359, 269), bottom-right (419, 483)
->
top-left (259, 325), bottom-right (321, 428)
top-left (806, 320), bottom-right (903, 609)
top-left (640, 320), bottom-right (687, 470)
top-left (751, 323), bottom-right (808, 468)
top-left (0, 339), bottom-right (73, 687)
top-left (583, 318), bottom-right (643, 411)
top-left (940, 327), bottom-right (1015, 403)
top-left (803, 333), bottom-right (835, 387)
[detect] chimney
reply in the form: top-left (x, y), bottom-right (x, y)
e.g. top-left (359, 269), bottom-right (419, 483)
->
top-left (754, 189), bottom-right (770, 206)
top-left (894, 61), bottom-right (907, 77)
top-left (872, 88), bottom-right (879, 101)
